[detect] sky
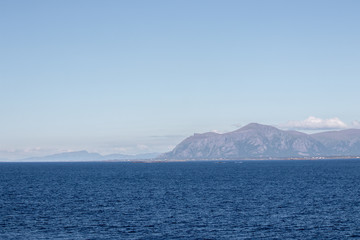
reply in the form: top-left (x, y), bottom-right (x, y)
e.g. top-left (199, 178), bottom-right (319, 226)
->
top-left (1, 0), bottom-right (359, 159)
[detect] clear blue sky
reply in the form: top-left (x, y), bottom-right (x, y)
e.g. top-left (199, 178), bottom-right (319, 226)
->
top-left (1, 0), bottom-right (359, 159)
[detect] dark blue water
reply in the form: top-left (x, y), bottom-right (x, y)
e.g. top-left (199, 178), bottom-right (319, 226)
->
top-left (1, 160), bottom-right (360, 239)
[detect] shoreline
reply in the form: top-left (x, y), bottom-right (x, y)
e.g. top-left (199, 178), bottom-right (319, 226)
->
top-left (1, 156), bottom-right (360, 163)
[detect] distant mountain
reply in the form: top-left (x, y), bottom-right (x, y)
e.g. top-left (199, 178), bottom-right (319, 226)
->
top-left (312, 129), bottom-right (360, 156)
top-left (160, 123), bottom-right (360, 160)
top-left (22, 151), bottom-right (160, 162)
top-left (24, 151), bottom-right (103, 162)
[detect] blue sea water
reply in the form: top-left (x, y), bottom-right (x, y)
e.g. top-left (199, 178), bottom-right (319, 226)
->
top-left (1, 160), bottom-right (360, 239)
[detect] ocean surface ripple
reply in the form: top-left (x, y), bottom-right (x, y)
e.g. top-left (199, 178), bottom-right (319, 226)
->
top-left (1, 160), bottom-right (360, 239)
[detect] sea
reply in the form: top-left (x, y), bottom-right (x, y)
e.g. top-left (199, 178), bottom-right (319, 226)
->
top-left (1, 160), bottom-right (360, 239)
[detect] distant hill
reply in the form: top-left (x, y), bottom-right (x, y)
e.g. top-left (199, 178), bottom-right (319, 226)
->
top-left (312, 129), bottom-right (360, 156)
top-left (22, 151), bottom-right (160, 162)
top-left (160, 123), bottom-right (360, 160)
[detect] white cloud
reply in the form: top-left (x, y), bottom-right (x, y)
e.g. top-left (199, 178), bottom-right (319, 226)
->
top-left (351, 120), bottom-right (360, 129)
top-left (167, 145), bottom-right (176, 151)
top-left (136, 144), bottom-right (150, 151)
top-left (211, 130), bottom-right (223, 134)
top-left (282, 116), bottom-right (348, 130)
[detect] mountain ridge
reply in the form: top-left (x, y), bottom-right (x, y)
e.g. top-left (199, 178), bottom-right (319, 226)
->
top-left (160, 123), bottom-right (360, 160)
